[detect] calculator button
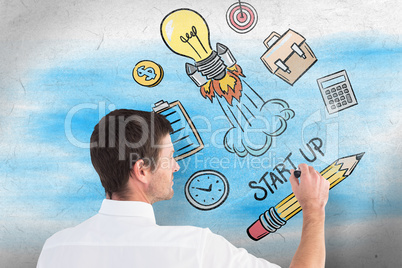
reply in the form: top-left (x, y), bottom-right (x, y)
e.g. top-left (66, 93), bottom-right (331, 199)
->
top-left (327, 95), bottom-right (332, 99)
top-left (325, 90), bottom-right (330, 94)
top-left (337, 103), bottom-right (342, 107)
top-left (342, 101), bottom-right (347, 105)
top-left (338, 91), bottom-right (343, 95)
top-left (335, 98), bottom-right (340, 102)
top-left (346, 94), bottom-right (352, 103)
top-left (342, 84), bottom-right (347, 89)
top-left (333, 93), bottom-right (338, 97)
top-left (331, 105), bottom-right (336, 109)
top-left (344, 89), bottom-right (349, 93)
top-left (331, 88), bottom-right (336, 92)
top-left (329, 100), bottom-right (334, 104)
top-left (340, 96), bottom-right (345, 100)
top-left (337, 86), bottom-right (341, 90)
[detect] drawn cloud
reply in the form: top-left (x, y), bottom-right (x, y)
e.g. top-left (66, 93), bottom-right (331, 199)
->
top-left (223, 99), bottom-right (295, 157)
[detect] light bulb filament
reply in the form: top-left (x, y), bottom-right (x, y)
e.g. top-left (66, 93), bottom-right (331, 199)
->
top-left (180, 26), bottom-right (208, 59)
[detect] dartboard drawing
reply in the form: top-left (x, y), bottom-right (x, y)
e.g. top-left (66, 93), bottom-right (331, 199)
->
top-left (226, 1), bottom-right (258, 34)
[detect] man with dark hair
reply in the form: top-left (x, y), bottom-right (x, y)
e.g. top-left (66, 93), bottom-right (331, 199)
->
top-left (38, 109), bottom-right (329, 268)
top-left (89, 109), bottom-right (175, 200)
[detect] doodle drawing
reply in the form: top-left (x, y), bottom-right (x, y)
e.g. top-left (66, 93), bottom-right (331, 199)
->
top-left (184, 169), bottom-right (229, 210)
top-left (221, 81), bottom-right (295, 157)
top-left (261, 29), bottom-right (317, 86)
top-left (161, 9), bottom-right (245, 101)
top-left (247, 153), bottom-right (365, 241)
top-left (161, 9), bottom-right (294, 158)
top-left (132, 60), bottom-right (164, 87)
top-left (152, 100), bottom-right (204, 161)
top-left (226, 1), bottom-right (258, 34)
top-left (317, 70), bottom-right (358, 114)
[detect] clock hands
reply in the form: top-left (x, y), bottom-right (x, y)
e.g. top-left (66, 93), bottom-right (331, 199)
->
top-left (195, 184), bottom-right (212, 192)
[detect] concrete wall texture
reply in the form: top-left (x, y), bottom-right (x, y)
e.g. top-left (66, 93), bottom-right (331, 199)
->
top-left (1, 0), bottom-right (401, 267)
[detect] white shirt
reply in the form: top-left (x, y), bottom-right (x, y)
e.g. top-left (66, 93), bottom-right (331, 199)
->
top-left (37, 199), bottom-right (280, 268)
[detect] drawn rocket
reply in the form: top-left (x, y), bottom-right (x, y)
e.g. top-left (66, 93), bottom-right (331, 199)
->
top-left (187, 43), bottom-right (294, 158)
top-left (161, 8), bottom-right (294, 158)
top-left (186, 43), bottom-right (244, 106)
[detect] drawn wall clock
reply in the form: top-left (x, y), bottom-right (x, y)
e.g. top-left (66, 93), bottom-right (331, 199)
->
top-left (184, 170), bottom-right (229, 210)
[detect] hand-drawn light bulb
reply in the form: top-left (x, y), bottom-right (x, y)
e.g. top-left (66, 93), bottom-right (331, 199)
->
top-left (161, 9), bottom-right (226, 80)
top-left (160, 8), bottom-right (295, 158)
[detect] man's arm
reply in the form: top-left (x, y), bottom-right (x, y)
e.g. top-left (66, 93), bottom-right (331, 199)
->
top-left (289, 164), bottom-right (330, 268)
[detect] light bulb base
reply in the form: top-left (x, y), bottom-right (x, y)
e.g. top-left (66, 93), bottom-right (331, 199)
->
top-left (186, 63), bottom-right (208, 87)
top-left (196, 51), bottom-right (227, 80)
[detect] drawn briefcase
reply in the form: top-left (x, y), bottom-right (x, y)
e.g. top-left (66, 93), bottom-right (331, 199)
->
top-left (261, 29), bottom-right (317, 85)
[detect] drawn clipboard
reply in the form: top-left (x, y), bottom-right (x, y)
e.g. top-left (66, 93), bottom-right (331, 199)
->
top-left (153, 100), bottom-right (204, 161)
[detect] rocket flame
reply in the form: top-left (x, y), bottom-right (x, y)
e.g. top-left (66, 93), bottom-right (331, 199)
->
top-left (228, 63), bottom-right (244, 77)
top-left (200, 64), bottom-right (245, 105)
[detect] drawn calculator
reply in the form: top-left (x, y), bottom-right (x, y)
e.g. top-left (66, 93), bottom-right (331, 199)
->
top-left (317, 70), bottom-right (358, 114)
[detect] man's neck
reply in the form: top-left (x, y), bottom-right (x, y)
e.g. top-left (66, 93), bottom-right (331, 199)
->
top-left (106, 193), bottom-right (153, 204)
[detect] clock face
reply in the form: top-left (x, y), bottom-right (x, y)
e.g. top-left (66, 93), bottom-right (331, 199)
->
top-left (184, 170), bottom-right (229, 210)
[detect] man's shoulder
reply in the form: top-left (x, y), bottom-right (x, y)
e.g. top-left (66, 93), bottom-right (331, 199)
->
top-left (42, 214), bottom-right (99, 249)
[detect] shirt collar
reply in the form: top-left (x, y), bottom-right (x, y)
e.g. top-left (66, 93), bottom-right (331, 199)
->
top-left (99, 199), bottom-right (156, 224)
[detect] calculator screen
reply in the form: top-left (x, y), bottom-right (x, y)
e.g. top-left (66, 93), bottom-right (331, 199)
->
top-left (321, 75), bottom-right (346, 88)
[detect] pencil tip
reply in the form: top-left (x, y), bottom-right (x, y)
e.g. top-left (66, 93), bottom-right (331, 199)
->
top-left (356, 152), bottom-right (365, 160)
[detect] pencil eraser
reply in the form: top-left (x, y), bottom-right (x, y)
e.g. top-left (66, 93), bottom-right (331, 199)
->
top-left (247, 219), bottom-right (270, 241)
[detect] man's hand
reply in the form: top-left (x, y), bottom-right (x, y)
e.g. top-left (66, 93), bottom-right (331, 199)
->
top-left (289, 164), bottom-right (329, 214)
top-left (289, 164), bottom-right (330, 268)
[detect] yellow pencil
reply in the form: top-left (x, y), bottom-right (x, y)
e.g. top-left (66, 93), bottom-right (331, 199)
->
top-left (247, 153), bottom-right (364, 241)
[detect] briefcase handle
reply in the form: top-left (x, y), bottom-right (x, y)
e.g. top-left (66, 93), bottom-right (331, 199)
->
top-left (263, 32), bottom-right (281, 49)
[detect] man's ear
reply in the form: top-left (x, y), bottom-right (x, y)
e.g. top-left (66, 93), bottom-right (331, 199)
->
top-left (130, 159), bottom-right (151, 184)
